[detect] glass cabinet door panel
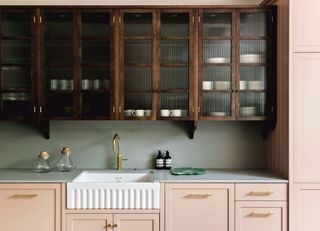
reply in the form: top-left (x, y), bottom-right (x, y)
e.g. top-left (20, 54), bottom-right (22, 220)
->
top-left (82, 40), bottom-right (110, 64)
top-left (46, 67), bottom-right (74, 91)
top-left (124, 13), bottom-right (152, 37)
top-left (124, 93), bottom-right (152, 117)
top-left (240, 40), bottom-right (267, 64)
top-left (161, 13), bottom-right (189, 37)
top-left (45, 40), bottom-right (73, 65)
top-left (202, 66), bottom-right (231, 90)
top-left (160, 67), bottom-right (189, 90)
top-left (81, 12), bottom-right (111, 118)
top-left (124, 40), bottom-right (152, 64)
top-left (0, 10), bottom-right (34, 118)
top-left (2, 66), bottom-right (31, 90)
top-left (46, 93), bottom-right (73, 117)
top-left (203, 40), bottom-right (231, 64)
top-left (160, 93), bottom-right (189, 117)
top-left (239, 92), bottom-right (266, 117)
top-left (124, 67), bottom-right (151, 91)
top-left (2, 12), bottom-right (31, 38)
top-left (240, 66), bottom-right (266, 90)
top-left (44, 12), bottom-right (73, 39)
top-left (82, 13), bottom-right (110, 38)
top-left (160, 40), bottom-right (189, 64)
top-left (202, 92), bottom-right (231, 117)
top-left (240, 12), bottom-right (267, 37)
top-left (2, 40), bottom-right (31, 64)
top-left (82, 92), bottom-right (109, 117)
top-left (203, 13), bottom-right (232, 37)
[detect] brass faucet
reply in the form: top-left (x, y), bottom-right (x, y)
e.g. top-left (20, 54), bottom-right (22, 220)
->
top-left (112, 133), bottom-right (126, 171)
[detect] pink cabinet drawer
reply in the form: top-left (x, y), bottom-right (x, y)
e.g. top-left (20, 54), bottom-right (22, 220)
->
top-left (236, 184), bottom-right (287, 201)
top-left (236, 201), bottom-right (287, 231)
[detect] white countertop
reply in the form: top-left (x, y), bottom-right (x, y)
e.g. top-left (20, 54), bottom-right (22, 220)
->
top-left (0, 168), bottom-right (288, 183)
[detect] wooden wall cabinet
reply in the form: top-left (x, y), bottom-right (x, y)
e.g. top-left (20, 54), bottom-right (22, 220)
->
top-left (67, 213), bottom-right (159, 231)
top-left (0, 184), bottom-right (61, 231)
top-left (165, 183), bottom-right (234, 231)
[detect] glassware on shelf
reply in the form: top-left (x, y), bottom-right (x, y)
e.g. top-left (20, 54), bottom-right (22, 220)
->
top-left (56, 147), bottom-right (76, 172)
top-left (33, 151), bottom-right (53, 173)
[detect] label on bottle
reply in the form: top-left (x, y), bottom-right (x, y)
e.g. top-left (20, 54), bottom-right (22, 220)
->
top-left (165, 159), bottom-right (172, 167)
top-left (156, 159), bottom-right (164, 168)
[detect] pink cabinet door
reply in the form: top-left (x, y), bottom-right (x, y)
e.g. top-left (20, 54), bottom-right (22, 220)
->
top-left (293, 184), bottom-right (320, 231)
top-left (165, 183), bottom-right (234, 231)
top-left (113, 214), bottom-right (159, 231)
top-left (293, 53), bottom-right (320, 182)
top-left (236, 201), bottom-right (287, 231)
top-left (0, 184), bottom-right (61, 231)
top-left (293, 0), bottom-right (320, 52)
top-left (67, 214), bottom-right (113, 231)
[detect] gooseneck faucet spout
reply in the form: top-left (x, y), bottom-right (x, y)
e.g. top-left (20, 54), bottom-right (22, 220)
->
top-left (112, 133), bottom-right (125, 171)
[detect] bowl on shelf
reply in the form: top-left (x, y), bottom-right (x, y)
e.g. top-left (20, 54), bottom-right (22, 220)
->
top-left (213, 81), bottom-right (231, 90)
top-left (240, 54), bottom-right (265, 64)
top-left (202, 81), bottom-right (214, 90)
top-left (209, 111), bottom-right (228, 117)
top-left (240, 106), bottom-right (257, 116)
top-left (206, 57), bottom-right (230, 64)
top-left (239, 80), bottom-right (247, 90)
top-left (247, 81), bottom-right (265, 90)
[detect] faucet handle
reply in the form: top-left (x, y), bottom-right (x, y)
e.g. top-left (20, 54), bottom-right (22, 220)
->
top-left (122, 158), bottom-right (128, 161)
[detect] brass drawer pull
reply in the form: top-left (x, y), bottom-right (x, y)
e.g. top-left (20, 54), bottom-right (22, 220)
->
top-left (186, 194), bottom-right (212, 198)
top-left (11, 194), bottom-right (38, 199)
top-left (248, 212), bottom-right (274, 217)
top-left (113, 224), bottom-right (118, 228)
top-left (248, 191), bottom-right (274, 196)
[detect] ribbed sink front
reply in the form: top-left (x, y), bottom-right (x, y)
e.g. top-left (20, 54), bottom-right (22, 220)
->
top-left (67, 171), bottom-right (160, 209)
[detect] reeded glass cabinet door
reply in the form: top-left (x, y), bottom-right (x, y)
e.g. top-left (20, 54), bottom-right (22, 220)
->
top-left (0, 10), bottom-right (35, 118)
top-left (120, 10), bottom-right (155, 120)
top-left (238, 10), bottom-right (269, 119)
top-left (159, 11), bottom-right (193, 120)
top-left (80, 11), bottom-right (112, 118)
top-left (199, 11), bottom-right (234, 119)
top-left (43, 11), bottom-right (75, 118)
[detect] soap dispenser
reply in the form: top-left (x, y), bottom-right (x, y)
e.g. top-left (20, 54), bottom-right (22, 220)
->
top-left (164, 150), bottom-right (172, 170)
top-left (155, 150), bottom-right (164, 169)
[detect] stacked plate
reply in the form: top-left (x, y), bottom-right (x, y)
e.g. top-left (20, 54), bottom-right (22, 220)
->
top-left (206, 57), bottom-right (230, 64)
top-left (240, 106), bottom-right (257, 116)
top-left (240, 54), bottom-right (265, 64)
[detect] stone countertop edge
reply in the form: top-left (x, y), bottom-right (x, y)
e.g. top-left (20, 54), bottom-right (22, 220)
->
top-left (0, 168), bottom-right (288, 183)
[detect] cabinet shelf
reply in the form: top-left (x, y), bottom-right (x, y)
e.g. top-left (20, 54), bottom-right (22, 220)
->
top-left (124, 36), bottom-right (152, 40)
top-left (82, 36), bottom-right (110, 41)
top-left (161, 36), bottom-right (190, 40)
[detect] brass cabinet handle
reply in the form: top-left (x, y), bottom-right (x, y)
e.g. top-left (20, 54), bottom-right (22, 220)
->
top-left (11, 194), bottom-right (38, 199)
top-left (186, 194), bottom-right (212, 198)
top-left (106, 224), bottom-right (112, 229)
top-left (113, 224), bottom-right (118, 228)
top-left (248, 212), bottom-right (274, 217)
top-left (248, 191), bottom-right (274, 196)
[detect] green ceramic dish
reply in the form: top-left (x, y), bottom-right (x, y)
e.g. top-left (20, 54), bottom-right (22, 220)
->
top-left (170, 167), bottom-right (206, 175)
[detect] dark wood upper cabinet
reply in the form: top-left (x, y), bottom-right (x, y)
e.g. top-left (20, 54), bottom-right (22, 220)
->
top-left (0, 9), bottom-right (36, 119)
top-left (0, 7), bottom-right (276, 127)
top-left (199, 8), bottom-right (275, 121)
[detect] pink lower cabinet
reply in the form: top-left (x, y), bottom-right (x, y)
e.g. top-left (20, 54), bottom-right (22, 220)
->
top-left (113, 214), bottom-right (159, 231)
top-left (67, 214), bottom-right (113, 231)
top-left (165, 183), bottom-right (234, 231)
top-left (67, 213), bottom-right (159, 231)
top-left (293, 184), bottom-right (320, 231)
top-left (236, 201), bottom-right (287, 231)
top-left (0, 184), bottom-right (61, 231)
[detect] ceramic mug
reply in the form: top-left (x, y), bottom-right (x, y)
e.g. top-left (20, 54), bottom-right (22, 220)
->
top-left (145, 110), bottom-right (152, 117)
top-left (160, 109), bottom-right (170, 117)
top-left (93, 79), bottom-right (100, 90)
top-left (202, 81), bottom-right (214, 90)
top-left (50, 79), bottom-right (58, 90)
top-left (60, 79), bottom-right (68, 90)
top-left (124, 109), bottom-right (134, 117)
top-left (132, 109), bottom-right (145, 117)
top-left (82, 79), bottom-right (90, 90)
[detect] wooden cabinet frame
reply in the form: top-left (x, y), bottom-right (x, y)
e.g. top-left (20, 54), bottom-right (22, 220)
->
top-left (0, 6), bottom-right (277, 138)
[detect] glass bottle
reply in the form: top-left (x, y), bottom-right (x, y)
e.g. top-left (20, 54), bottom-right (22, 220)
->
top-left (155, 150), bottom-right (164, 170)
top-left (33, 151), bottom-right (53, 173)
top-left (164, 150), bottom-right (172, 170)
top-left (56, 147), bottom-right (75, 172)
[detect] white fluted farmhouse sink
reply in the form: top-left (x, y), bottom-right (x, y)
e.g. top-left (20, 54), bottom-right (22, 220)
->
top-left (67, 171), bottom-right (160, 210)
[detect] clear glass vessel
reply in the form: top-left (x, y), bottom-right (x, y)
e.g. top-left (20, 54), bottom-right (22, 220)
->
top-left (56, 147), bottom-right (75, 172)
top-left (33, 151), bottom-right (53, 173)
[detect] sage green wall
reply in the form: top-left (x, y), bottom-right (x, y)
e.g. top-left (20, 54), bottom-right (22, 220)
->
top-left (0, 121), bottom-right (266, 169)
